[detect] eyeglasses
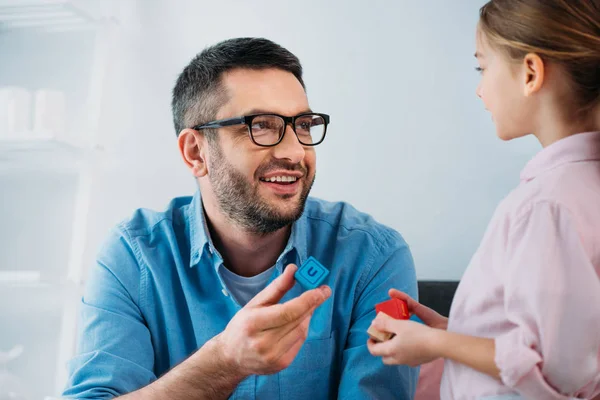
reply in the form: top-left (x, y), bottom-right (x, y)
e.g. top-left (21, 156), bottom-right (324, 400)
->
top-left (192, 112), bottom-right (330, 147)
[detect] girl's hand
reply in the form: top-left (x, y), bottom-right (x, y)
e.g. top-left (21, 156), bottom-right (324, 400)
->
top-left (367, 313), bottom-right (441, 366)
top-left (388, 288), bottom-right (449, 330)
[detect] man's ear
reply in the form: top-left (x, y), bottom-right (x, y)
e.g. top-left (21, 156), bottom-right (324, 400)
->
top-left (522, 53), bottom-right (545, 97)
top-left (178, 129), bottom-right (209, 178)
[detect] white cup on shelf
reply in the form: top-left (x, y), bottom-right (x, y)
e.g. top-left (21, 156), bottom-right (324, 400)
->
top-left (33, 89), bottom-right (66, 140)
top-left (0, 87), bottom-right (32, 139)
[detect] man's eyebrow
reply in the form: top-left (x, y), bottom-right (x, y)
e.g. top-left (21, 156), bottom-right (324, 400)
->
top-left (238, 108), bottom-right (314, 116)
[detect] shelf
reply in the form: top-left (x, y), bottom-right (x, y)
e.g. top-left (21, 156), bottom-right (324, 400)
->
top-left (0, 274), bottom-right (81, 316)
top-left (0, 0), bottom-right (117, 33)
top-left (0, 135), bottom-right (103, 172)
top-left (0, 297), bottom-right (64, 400)
top-left (0, 270), bottom-right (42, 286)
top-left (0, 283), bottom-right (74, 315)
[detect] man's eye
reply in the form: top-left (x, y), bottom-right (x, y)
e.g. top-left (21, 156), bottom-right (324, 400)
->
top-left (253, 121), bottom-right (273, 130)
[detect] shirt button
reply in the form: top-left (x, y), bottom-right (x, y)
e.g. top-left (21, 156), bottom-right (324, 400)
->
top-left (222, 288), bottom-right (229, 297)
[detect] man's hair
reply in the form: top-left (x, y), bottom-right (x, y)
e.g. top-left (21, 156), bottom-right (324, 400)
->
top-left (171, 37), bottom-right (305, 138)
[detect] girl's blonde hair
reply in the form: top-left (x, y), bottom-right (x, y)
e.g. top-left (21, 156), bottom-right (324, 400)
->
top-left (479, 0), bottom-right (600, 114)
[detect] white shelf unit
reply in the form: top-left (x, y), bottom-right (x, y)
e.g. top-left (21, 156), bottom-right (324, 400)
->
top-left (0, 136), bottom-right (103, 172)
top-left (0, 280), bottom-right (82, 399)
top-left (0, 1), bottom-right (123, 398)
top-left (0, 0), bottom-right (117, 33)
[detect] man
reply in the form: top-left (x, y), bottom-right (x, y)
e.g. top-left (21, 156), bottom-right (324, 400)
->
top-left (63, 37), bottom-right (419, 399)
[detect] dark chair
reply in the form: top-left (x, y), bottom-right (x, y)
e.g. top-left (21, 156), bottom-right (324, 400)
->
top-left (414, 281), bottom-right (460, 400)
top-left (417, 281), bottom-right (459, 317)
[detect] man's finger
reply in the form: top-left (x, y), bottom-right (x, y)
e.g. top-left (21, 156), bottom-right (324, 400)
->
top-left (248, 264), bottom-right (298, 307)
top-left (272, 313), bottom-right (312, 361)
top-left (274, 308), bottom-right (314, 344)
top-left (253, 285), bottom-right (331, 330)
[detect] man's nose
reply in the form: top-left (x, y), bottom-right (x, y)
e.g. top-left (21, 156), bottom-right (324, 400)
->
top-left (271, 124), bottom-right (305, 164)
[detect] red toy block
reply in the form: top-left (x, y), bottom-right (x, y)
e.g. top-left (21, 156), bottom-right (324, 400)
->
top-left (367, 298), bottom-right (410, 342)
top-left (375, 298), bottom-right (409, 320)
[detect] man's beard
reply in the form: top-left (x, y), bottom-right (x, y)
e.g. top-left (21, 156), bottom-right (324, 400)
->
top-left (207, 143), bottom-right (314, 234)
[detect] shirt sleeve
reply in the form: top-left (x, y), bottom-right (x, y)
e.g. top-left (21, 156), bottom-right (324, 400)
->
top-left (337, 242), bottom-right (420, 399)
top-left (62, 227), bottom-right (156, 399)
top-left (495, 202), bottom-right (600, 399)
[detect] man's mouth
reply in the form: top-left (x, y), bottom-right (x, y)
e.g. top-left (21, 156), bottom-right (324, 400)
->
top-left (259, 175), bottom-right (299, 185)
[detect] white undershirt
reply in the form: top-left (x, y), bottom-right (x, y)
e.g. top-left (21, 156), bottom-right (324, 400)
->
top-left (219, 264), bottom-right (277, 306)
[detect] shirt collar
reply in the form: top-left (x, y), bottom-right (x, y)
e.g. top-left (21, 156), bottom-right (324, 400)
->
top-left (187, 190), bottom-right (309, 272)
top-left (520, 131), bottom-right (600, 182)
top-left (278, 210), bottom-right (308, 271)
top-left (187, 191), bottom-right (211, 267)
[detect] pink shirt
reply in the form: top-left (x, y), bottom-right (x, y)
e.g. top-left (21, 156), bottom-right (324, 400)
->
top-left (441, 131), bottom-right (600, 400)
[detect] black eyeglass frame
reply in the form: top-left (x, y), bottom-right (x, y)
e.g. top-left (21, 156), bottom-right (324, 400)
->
top-left (191, 112), bottom-right (330, 147)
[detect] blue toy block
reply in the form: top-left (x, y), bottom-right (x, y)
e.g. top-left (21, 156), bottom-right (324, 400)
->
top-left (295, 256), bottom-right (329, 290)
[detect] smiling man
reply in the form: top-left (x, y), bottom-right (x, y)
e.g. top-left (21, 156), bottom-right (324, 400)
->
top-left (62, 37), bottom-right (419, 400)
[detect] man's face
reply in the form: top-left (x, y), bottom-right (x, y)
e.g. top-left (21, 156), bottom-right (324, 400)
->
top-left (205, 68), bottom-right (317, 234)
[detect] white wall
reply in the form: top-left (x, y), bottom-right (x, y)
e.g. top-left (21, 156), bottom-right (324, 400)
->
top-left (0, 1), bottom-right (545, 395)
top-left (86, 0), bottom-right (542, 283)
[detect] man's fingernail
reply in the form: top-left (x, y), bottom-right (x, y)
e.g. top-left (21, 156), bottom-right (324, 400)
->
top-left (283, 264), bottom-right (296, 276)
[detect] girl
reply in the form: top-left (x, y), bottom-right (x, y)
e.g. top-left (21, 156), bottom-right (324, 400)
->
top-left (367, 1), bottom-right (600, 399)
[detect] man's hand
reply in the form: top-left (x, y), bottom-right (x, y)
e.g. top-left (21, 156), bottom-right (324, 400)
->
top-left (214, 263), bottom-right (332, 376)
top-left (121, 264), bottom-right (331, 400)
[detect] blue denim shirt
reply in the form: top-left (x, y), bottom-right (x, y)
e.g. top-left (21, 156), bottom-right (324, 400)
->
top-left (63, 192), bottom-right (419, 399)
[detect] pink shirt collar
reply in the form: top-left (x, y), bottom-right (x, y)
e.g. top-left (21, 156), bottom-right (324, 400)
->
top-left (521, 131), bottom-right (600, 182)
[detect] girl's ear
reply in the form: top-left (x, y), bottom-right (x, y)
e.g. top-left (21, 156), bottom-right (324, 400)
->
top-left (522, 53), bottom-right (545, 97)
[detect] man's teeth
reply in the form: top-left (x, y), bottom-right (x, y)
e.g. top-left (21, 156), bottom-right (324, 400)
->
top-left (263, 176), bottom-right (298, 183)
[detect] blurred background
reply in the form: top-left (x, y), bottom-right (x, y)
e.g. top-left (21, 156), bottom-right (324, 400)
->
top-left (0, 0), bottom-right (541, 398)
